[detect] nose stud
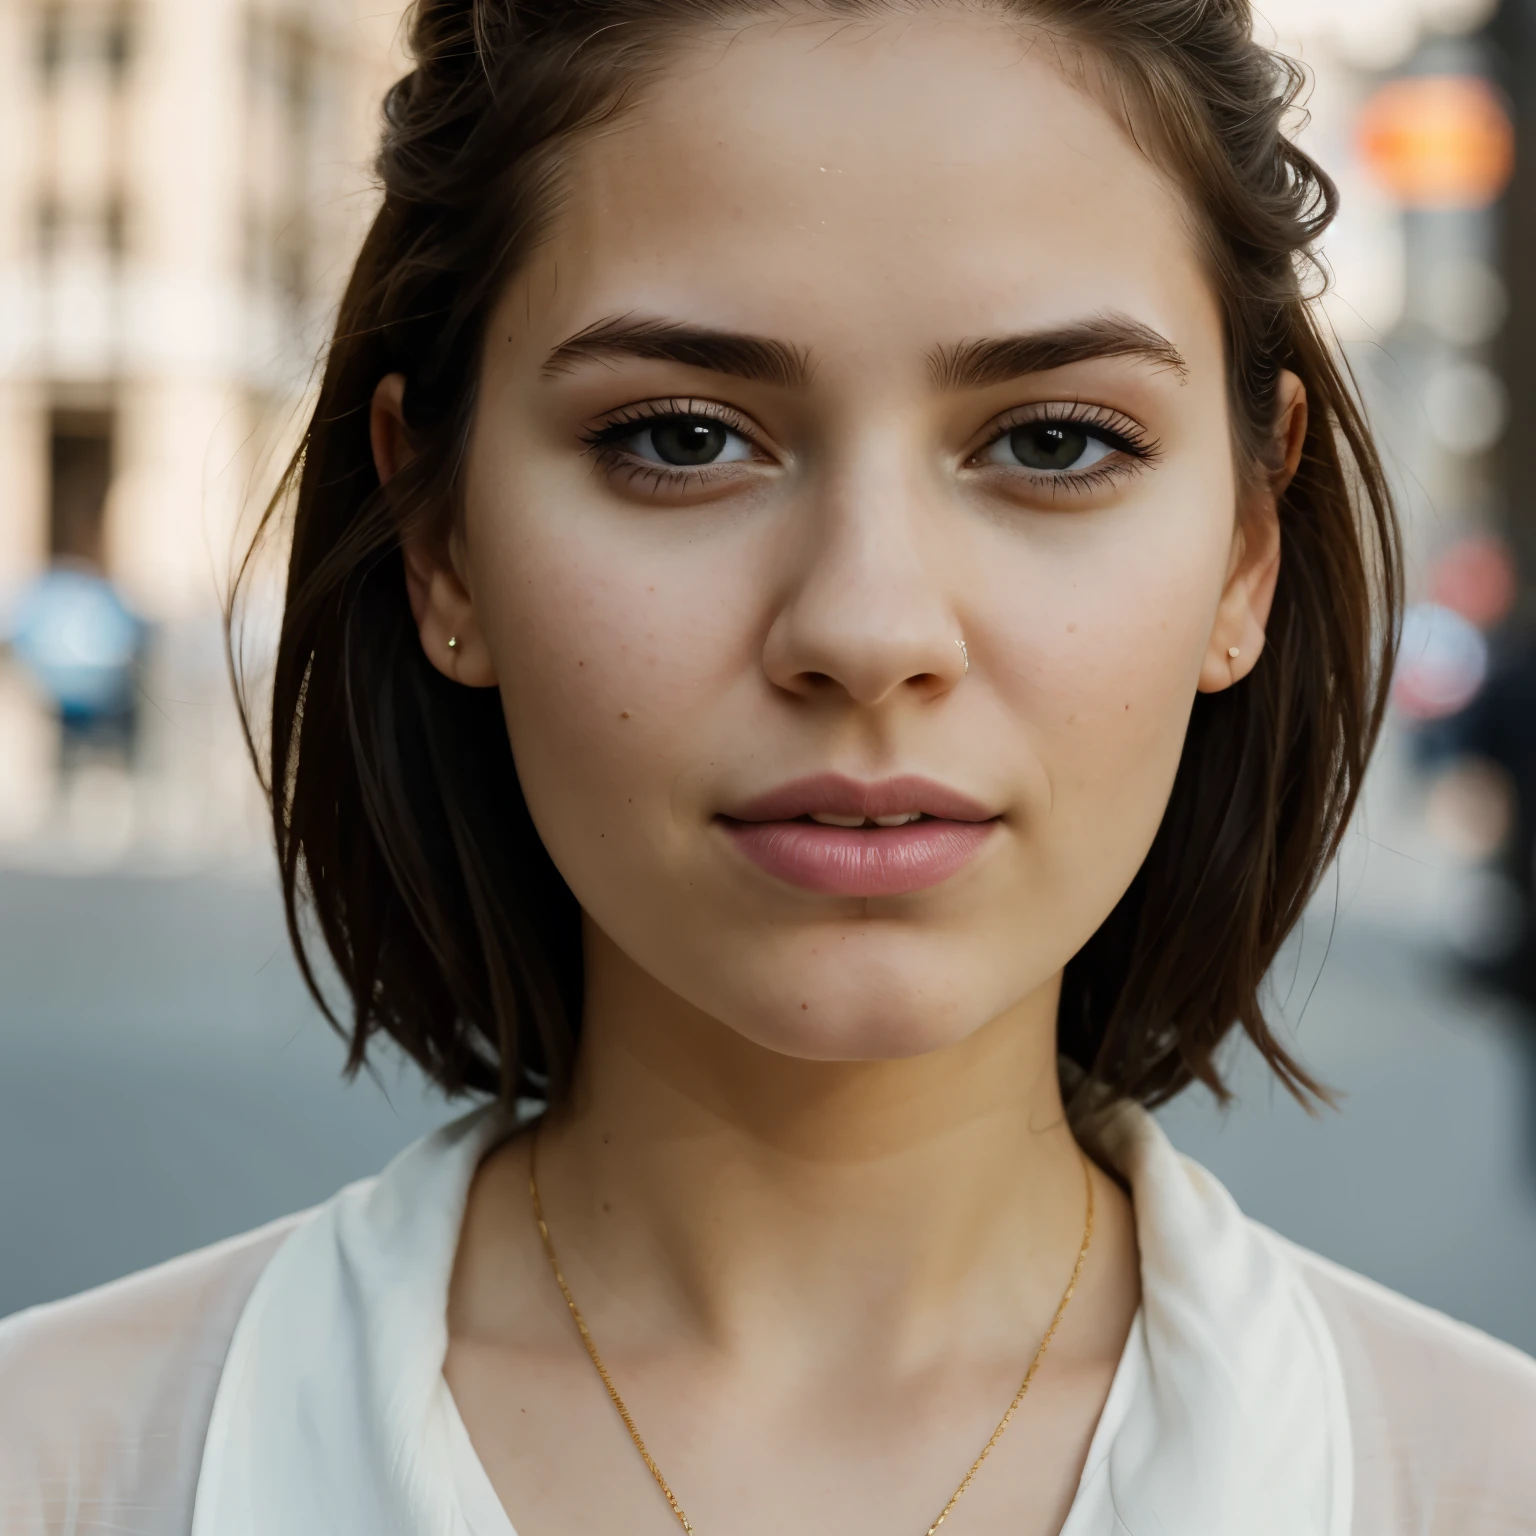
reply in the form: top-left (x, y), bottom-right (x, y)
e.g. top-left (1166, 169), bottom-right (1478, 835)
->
top-left (447, 636), bottom-right (459, 651)
top-left (957, 638), bottom-right (969, 675)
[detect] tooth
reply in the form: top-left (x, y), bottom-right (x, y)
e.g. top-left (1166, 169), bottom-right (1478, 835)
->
top-left (873, 813), bottom-right (919, 827)
top-left (810, 812), bottom-right (867, 828)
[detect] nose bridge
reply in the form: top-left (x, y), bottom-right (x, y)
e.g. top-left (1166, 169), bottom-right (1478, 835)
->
top-left (811, 467), bottom-right (936, 614)
top-left (762, 448), bottom-right (964, 707)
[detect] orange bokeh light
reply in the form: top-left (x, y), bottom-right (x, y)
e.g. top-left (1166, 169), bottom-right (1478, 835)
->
top-left (1358, 76), bottom-right (1515, 211)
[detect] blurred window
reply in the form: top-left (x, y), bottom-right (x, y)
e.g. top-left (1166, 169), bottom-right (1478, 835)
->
top-left (103, 194), bottom-right (127, 259)
top-left (37, 1), bottom-right (64, 80)
top-left (48, 409), bottom-right (115, 570)
top-left (36, 195), bottom-right (60, 258)
top-left (36, 2), bottom-right (135, 88)
top-left (242, 9), bottom-right (315, 304)
top-left (34, 4), bottom-right (135, 265)
top-left (102, 3), bottom-right (132, 77)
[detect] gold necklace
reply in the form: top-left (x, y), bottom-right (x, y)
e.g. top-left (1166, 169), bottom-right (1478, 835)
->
top-left (529, 1126), bottom-right (1095, 1536)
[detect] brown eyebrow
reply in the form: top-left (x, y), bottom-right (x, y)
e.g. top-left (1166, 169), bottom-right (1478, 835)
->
top-left (542, 314), bottom-right (812, 389)
top-left (928, 315), bottom-right (1189, 391)
top-left (541, 310), bottom-right (1186, 394)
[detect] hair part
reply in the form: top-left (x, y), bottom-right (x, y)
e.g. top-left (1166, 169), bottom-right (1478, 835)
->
top-left (234, 0), bottom-right (1401, 1110)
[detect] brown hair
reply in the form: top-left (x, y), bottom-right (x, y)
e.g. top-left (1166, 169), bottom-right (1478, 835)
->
top-left (235, 0), bottom-right (1401, 1109)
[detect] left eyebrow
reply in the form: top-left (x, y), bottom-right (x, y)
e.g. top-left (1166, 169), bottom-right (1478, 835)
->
top-left (542, 314), bottom-right (812, 389)
top-left (928, 314), bottom-right (1189, 390)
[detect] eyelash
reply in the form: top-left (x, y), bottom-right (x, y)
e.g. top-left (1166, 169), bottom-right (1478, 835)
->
top-left (579, 396), bottom-right (1161, 497)
top-left (979, 399), bottom-right (1162, 497)
top-left (579, 398), bottom-right (764, 496)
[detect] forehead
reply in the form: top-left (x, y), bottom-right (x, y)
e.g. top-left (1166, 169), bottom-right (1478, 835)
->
top-left (516, 11), bottom-right (1218, 364)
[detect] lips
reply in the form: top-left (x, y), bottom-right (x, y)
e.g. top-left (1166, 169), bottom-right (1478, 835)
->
top-left (718, 773), bottom-right (998, 897)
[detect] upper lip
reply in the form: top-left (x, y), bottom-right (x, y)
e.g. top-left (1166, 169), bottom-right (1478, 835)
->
top-left (721, 773), bottom-right (996, 825)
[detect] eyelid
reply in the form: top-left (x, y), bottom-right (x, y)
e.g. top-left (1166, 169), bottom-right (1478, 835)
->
top-left (970, 399), bottom-right (1159, 462)
top-left (579, 396), bottom-right (774, 457)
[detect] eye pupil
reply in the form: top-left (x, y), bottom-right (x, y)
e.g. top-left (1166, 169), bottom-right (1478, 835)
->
top-left (1010, 423), bottom-right (1088, 471)
top-left (651, 419), bottom-right (728, 465)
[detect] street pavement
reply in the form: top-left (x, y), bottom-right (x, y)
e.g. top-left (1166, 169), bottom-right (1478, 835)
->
top-left (2, 865), bottom-right (1534, 1352)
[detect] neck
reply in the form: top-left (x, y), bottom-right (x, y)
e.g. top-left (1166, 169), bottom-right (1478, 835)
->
top-left (528, 926), bottom-right (1099, 1358)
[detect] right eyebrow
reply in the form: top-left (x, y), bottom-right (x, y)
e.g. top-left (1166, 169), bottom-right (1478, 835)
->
top-left (542, 314), bottom-right (812, 389)
top-left (928, 315), bottom-right (1189, 391)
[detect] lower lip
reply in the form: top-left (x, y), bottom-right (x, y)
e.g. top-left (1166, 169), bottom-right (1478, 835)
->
top-left (719, 818), bottom-right (996, 897)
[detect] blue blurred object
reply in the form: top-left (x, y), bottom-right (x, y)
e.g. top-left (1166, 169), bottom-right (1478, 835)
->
top-left (1394, 601), bottom-right (1491, 721)
top-left (6, 566), bottom-right (142, 722)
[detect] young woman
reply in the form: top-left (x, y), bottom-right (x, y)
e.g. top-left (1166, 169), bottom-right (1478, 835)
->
top-left (3, 1), bottom-right (1533, 1532)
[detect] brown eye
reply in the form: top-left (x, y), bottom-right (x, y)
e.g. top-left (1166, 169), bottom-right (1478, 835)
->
top-left (624, 416), bottom-right (751, 467)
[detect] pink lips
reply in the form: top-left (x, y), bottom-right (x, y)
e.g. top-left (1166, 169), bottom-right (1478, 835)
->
top-left (718, 773), bottom-right (998, 897)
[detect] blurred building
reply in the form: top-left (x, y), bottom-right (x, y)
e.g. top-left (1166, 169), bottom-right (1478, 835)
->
top-left (0, 0), bottom-right (405, 614)
top-left (0, 0), bottom-right (402, 860)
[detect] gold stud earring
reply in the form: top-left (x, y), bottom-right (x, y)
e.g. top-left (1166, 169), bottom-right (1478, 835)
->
top-left (447, 636), bottom-right (459, 651)
top-left (1228, 646), bottom-right (1241, 659)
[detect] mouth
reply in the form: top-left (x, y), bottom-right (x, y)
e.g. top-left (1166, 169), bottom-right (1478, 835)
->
top-left (717, 773), bottom-right (999, 898)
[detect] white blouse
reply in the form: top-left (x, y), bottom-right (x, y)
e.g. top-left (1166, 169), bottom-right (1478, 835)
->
top-left (1, 1101), bottom-right (1533, 1535)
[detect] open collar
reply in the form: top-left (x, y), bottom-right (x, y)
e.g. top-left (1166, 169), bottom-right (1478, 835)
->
top-left (192, 1101), bottom-right (1351, 1536)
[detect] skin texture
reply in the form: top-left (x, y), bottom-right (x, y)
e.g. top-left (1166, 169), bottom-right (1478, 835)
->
top-left (373, 12), bottom-right (1305, 1536)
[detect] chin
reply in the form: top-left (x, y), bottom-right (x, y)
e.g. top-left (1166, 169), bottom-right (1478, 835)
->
top-left (721, 954), bottom-right (1001, 1063)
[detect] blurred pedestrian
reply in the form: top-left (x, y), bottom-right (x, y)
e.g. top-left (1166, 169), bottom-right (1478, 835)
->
top-left (5, 563), bottom-right (145, 770)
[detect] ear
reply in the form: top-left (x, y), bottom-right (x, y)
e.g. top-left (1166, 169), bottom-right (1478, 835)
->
top-left (371, 373), bottom-right (498, 688)
top-left (1197, 369), bottom-right (1305, 694)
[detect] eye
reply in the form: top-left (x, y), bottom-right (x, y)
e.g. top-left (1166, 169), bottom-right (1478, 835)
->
top-left (982, 421), bottom-right (1117, 474)
top-left (620, 415), bottom-right (755, 468)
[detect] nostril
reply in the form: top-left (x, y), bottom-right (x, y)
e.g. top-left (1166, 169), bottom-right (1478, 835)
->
top-left (772, 660), bottom-right (957, 705)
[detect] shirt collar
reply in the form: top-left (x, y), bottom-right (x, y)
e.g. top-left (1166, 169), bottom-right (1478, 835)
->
top-left (192, 1100), bottom-right (1351, 1536)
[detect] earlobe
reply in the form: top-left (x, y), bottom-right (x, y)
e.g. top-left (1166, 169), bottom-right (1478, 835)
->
top-left (1199, 513), bottom-right (1281, 691)
top-left (1198, 506), bottom-right (1282, 693)
top-left (400, 533), bottom-right (500, 689)
top-left (1197, 371), bottom-right (1300, 694)
top-left (372, 373), bottom-right (499, 690)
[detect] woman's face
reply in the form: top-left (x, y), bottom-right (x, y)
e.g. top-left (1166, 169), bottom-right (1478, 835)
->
top-left (401, 12), bottom-right (1289, 1062)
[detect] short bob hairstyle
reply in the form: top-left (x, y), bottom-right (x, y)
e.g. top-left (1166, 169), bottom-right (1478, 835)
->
top-left (237, 0), bottom-right (1401, 1112)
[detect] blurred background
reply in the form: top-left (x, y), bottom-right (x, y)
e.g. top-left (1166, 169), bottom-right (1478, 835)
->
top-left (2, 0), bottom-right (1536, 1353)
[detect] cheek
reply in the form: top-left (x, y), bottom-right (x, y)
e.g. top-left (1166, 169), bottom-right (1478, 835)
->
top-left (980, 482), bottom-right (1233, 872)
top-left (480, 535), bottom-right (656, 797)
top-left (463, 481), bottom-right (739, 884)
top-left (1022, 557), bottom-right (1216, 755)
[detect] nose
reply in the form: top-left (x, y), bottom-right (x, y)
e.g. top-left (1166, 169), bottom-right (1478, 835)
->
top-left (761, 470), bottom-right (968, 708)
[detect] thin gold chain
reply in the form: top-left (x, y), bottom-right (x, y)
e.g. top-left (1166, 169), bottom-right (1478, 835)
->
top-left (529, 1126), bottom-right (1095, 1536)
